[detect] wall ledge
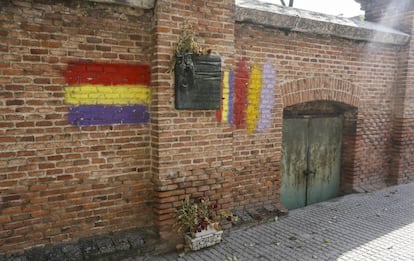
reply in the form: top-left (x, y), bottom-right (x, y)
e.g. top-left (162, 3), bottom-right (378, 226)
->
top-left (88, 0), bottom-right (155, 9)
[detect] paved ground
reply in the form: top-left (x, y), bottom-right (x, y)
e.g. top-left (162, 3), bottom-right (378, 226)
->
top-left (135, 183), bottom-right (414, 261)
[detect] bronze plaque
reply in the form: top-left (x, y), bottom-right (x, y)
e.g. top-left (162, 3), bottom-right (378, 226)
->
top-left (175, 54), bottom-right (221, 110)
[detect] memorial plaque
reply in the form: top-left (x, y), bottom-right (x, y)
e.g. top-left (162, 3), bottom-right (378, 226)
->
top-left (175, 53), bottom-right (222, 110)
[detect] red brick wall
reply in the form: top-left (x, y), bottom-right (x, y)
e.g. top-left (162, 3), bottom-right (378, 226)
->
top-left (0, 0), bottom-right (154, 253)
top-left (150, 0), bottom-right (236, 248)
top-left (359, 0), bottom-right (414, 184)
top-left (1, 0), bottom-right (414, 255)
top-left (390, 13), bottom-right (414, 184)
top-left (358, 0), bottom-right (414, 33)
top-left (235, 23), bottom-right (400, 193)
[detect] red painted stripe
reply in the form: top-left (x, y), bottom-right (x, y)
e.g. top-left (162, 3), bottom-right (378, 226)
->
top-left (64, 63), bottom-right (151, 86)
top-left (234, 60), bottom-right (249, 129)
top-left (216, 109), bottom-right (222, 123)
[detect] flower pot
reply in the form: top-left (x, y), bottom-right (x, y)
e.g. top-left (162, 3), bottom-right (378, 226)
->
top-left (185, 223), bottom-right (223, 251)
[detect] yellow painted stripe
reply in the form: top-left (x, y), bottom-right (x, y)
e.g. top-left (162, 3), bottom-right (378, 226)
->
top-left (64, 85), bottom-right (150, 105)
top-left (246, 64), bottom-right (263, 134)
top-left (222, 71), bottom-right (230, 124)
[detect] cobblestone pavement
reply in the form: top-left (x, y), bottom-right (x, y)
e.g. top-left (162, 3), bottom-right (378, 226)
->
top-left (136, 183), bottom-right (414, 261)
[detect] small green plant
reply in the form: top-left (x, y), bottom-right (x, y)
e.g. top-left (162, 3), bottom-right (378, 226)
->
top-left (170, 23), bottom-right (212, 73)
top-left (175, 24), bottom-right (199, 55)
top-left (174, 23), bottom-right (211, 56)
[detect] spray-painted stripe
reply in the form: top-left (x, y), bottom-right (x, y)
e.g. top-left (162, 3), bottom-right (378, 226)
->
top-left (221, 70), bottom-right (230, 123)
top-left (228, 70), bottom-right (234, 125)
top-left (234, 61), bottom-right (249, 129)
top-left (246, 64), bottom-right (263, 134)
top-left (257, 60), bottom-right (276, 132)
top-left (65, 85), bottom-right (150, 105)
top-left (64, 63), bottom-right (151, 86)
top-left (68, 105), bottom-right (149, 126)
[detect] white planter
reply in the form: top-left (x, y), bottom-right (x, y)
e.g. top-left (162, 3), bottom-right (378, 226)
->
top-left (185, 224), bottom-right (223, 251)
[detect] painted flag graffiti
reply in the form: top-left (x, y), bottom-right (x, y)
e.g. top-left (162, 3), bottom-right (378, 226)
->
top-left (217, 59), bottom-right (276, 133)
top-left (64, 63), bottom-right (151, 126)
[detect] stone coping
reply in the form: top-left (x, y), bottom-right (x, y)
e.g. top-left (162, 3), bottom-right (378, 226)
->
top-left (88, 0), bottom-right (156, 9)
top-left (85, 0), bottom-right (409, 45)
top-left (236, 0), bottom-right (410, 45)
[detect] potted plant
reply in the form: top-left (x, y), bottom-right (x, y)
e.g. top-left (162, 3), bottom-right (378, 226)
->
top-left (175, 196), bottom-right (226, 251)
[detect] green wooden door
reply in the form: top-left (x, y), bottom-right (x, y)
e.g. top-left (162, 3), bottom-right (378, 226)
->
top-left (280, 118), bottom-right (308, 209)
top-left (280, 117), bottom-right (342, 210)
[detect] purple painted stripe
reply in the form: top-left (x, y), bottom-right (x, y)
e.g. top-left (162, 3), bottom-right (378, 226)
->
top-left (68, 105), bottom-right (149, 126)
top-left (228, 70), bottom-right (235, 125)
top-left (257, 60), bottom-right (275, 132)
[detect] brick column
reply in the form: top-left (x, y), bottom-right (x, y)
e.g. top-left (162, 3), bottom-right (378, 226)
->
top-left (150, 0), bottom-right (236, 250)
top-left (358, 0), bottom-right (414, 183)
top-left (390, 26), bottom-right (414, 184)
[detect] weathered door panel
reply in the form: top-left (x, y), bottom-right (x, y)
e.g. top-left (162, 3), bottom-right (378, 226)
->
top-left (307, 117), bottom-right (343, 205)
top-left (280, 118), bottom-right (308, 210)
top-left (281, 116), bottom-right (342, 210)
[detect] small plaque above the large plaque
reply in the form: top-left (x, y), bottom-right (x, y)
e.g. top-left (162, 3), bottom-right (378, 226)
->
top-left (174, 54), bottom-right (222, 110)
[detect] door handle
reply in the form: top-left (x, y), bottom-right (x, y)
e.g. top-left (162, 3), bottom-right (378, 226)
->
top-left (303, 169), bottom-right (315, 177)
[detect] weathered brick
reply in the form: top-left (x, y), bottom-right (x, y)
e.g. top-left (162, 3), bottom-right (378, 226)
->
top-left (1, 0), bottom-right (414, 256)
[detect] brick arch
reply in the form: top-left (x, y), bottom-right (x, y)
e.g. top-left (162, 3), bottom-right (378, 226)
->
top-left (281, 77), bottom-right (361, 108)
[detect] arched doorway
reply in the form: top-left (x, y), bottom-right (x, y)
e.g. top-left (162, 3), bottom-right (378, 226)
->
top-left (280, 101), bottom-right (357, 209)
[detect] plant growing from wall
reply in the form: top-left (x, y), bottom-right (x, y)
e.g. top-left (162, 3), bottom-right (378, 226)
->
top-left (175, 24), bottom-right (199, 55)
top-left (174, 23), bottom-right (211, 56)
